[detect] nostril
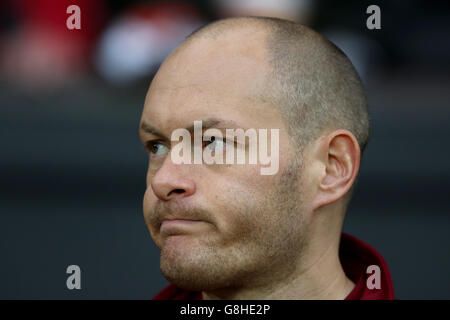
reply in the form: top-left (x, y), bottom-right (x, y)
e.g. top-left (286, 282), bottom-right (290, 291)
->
top-left (167, 189), bottom-right (185, 197)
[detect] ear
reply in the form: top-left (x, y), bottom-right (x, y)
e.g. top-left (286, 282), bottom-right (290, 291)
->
top-left (311, 129), bottom-right (361, 210)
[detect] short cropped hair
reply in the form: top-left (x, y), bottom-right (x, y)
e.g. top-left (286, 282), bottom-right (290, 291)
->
top-left (186, 16), bottom-right (370, 155)
top-left (263, 17), bottom-right (370, 155)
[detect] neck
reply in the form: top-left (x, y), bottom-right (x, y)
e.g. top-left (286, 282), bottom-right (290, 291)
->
top-left (202, 234), bottom-right (355, 300)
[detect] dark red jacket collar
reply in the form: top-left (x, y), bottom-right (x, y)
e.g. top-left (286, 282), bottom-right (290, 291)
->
top-left (153, 232), bottom-right (395, 300)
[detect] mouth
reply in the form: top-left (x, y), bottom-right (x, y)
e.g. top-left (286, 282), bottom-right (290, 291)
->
top-left (160, 219), bottom-right (207, 237)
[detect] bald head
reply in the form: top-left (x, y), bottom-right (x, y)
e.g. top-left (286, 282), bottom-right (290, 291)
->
top-left (141, 17), bottom-right (368, 297)
top-left (185, 16), bottom-right (370, 154)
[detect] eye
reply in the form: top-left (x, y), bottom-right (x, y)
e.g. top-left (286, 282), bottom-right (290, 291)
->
top-left (146, 141), bottom-right (169, 156)
top-left (204, 136), bottom-right (226, 151)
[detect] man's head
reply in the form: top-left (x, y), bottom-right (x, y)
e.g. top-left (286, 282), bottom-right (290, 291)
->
top-left (139, 17), bottom-right (369, 296)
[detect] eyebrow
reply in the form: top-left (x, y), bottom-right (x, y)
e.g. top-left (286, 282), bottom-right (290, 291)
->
top-left (140, 122), bottom-right (166, 139)
top-left (139, 118), bottom-right (242, 140)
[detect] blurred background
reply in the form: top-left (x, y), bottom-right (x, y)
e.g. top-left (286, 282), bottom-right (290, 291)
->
top-left (1, 0), bottom-right (449, 299)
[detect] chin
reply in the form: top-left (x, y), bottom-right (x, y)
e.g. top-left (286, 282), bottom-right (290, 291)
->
top-left (160, 259), bottom-right (227, 292)
top-left (159, 240), bottom-right (236, 291)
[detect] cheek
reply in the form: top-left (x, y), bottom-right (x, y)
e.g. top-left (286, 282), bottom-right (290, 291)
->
top-left (143, 188), bottom-right (164, 248)
top-left (209, 177), bottom-right (267, 229)
top-left (143, 187), bottom-right (157, 225)
top-left (229, 165), bottom-right (283, 197)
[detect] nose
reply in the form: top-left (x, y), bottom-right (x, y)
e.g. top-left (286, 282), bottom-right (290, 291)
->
top-left (150, 158), bottom-right (196, 201)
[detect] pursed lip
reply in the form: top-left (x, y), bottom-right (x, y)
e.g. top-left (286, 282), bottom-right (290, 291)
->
top-left (161, 218), bottom-right (201, 224)
top-left (159, 219), bottom-right (205, 236)
top-left (160, 216), bottom-right (201, 225)
top-left (158, 212), bottom-right (202, 225)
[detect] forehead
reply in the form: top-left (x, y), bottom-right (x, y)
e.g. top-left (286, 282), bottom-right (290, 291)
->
top-left (140, 32), bottom-right (282, 133)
